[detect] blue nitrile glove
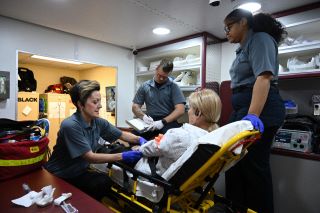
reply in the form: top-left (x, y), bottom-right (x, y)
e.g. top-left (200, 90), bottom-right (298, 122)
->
top-left (139, 137), bottom-right (148, 146)
top-left (121, 151), bottom-right (142, 163)
top-left (242, 114), bottom-right (264, 133)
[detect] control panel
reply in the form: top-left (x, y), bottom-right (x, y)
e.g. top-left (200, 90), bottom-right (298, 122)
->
top-left (273, 129), bottom-right (313, 153)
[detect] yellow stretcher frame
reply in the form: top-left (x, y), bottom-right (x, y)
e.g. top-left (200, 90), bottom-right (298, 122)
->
top-left (102, 130), bottom-right (261, 213)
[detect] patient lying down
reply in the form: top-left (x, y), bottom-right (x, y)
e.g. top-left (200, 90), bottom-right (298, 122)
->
top-left (133, 89), bottom-right (222, 178)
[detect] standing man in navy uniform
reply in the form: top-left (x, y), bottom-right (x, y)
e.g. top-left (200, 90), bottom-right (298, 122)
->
top-left (132, 58), bottom-right (186, 140)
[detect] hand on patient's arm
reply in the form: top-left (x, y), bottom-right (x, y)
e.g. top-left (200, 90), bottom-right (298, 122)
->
top-left (140, 139), bottom-right (162, 157)
top-left (130, 137), bottom-right (148, 151)
top-left (139, 136), bottom-right (148, 145)
top-left (121, 151), bottom-right (142, 163)
top-left (83, 150), bottom-right (122, 163)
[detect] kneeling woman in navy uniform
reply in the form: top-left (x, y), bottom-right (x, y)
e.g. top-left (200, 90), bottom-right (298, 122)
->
top-left (45, 80), bottom-right (146, 200)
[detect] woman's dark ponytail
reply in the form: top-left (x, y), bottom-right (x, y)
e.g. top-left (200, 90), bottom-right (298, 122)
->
top-left (253, 13), bottom-right (287, 44)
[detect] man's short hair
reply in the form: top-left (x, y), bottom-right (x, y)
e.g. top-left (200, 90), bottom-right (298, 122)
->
top-left (158, 58), bottom-right (174, 73)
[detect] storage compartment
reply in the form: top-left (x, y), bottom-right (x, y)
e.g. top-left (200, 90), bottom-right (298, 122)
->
top-left (17, 92), bottom-right (39, 121)
top-left (40, 93), bottom-right (76, 150)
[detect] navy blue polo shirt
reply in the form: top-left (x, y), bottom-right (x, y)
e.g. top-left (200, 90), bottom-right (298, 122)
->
top-left (230, 30), bottom-right (279, 89)
top-left (133, 78), bottom-right (185, 118)
top-left (228, 30), bottom-right (285, 127)
top-left (45, 111), bottom-right (122, 179)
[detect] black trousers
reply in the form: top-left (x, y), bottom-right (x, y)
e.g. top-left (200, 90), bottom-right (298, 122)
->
top-left (226, 86), bottom-right (285, 213)
top-left (64, 169), bottom-right (113, 201)
top-left (225, 126), bottom-right (279, 213)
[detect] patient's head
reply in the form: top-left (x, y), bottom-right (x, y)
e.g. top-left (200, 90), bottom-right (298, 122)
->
top-left (188, 89), bottom-right (221, 132)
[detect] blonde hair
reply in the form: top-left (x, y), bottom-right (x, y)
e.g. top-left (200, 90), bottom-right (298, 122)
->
top-left (188, 89), bottom-right (222, 132)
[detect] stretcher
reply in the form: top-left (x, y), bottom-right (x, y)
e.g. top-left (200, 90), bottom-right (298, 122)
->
top-left (99, 123), bottom-right (261, 213)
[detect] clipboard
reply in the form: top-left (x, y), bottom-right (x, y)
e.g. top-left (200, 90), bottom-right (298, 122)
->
top-left (126, 118), bottom-right (149, 133)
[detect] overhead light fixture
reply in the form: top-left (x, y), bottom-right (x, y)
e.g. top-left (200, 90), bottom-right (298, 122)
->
top-left (209, 0), bottom-right (220, 7)
top-left (152, 27), bottom-right (170, 35)
top-left (31, 55), bottom-right (83, 65)
top-left (237, 2), bottom-right (261, 13)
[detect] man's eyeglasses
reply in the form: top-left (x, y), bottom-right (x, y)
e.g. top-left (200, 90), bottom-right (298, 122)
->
top-left (224, 21), bottom-right (237, 34)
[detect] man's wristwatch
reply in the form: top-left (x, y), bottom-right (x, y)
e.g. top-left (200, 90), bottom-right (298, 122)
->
top-left (161, 119), bottom-right (168, 125)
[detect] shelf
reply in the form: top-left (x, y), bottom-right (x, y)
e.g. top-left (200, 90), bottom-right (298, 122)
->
top-left (279, 41), bottom-right (320, 56)
top-left (271, 148), bottom-right (320, 161)
top-left (180, 85), bottom-right (199, 91)
top-left (136, 39), bottom-right (202, 60)
top-left (136, 63), bottom-right (201, 76)
top-left (285, 17), bottom-right (320, 38)
top-left (279, 70), bottom-right (320, 79)
top-left (136, 70), bottom-right (154, 76)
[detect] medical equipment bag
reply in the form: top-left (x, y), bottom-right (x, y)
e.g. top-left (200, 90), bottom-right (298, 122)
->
top-left (18, 67), bottom-right (37, 92)
top-left (0, 119), bottom-right (49, 181)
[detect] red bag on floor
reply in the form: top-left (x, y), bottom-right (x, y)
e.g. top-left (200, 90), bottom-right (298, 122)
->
top-left (0, 118), bottom-right (50, 181)
top-left (0, 137), bottom-right (49, 181)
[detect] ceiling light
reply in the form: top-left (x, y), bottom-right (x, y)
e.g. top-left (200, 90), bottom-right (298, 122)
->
top-left (238, 2), bottom-right (261, 13)
top-left (152, 27), bottom-right (170, 35)
top-left (31, 55), bottom-right (83, 65)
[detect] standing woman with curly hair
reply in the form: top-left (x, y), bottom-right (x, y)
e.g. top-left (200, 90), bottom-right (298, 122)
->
top-left (223, 9), bottom-right (287, 213)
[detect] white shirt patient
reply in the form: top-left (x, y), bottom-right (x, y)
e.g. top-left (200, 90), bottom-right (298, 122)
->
top-left (134, 123), bottom-right (208, 177)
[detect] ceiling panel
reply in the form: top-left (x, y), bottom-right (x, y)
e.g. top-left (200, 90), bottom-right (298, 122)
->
top-left (0, 0), bottom-right (319, 49)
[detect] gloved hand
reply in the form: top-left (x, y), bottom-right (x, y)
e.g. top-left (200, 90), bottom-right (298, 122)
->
top-left (121, 151), bottom-right (142, 163)
top-left (148, 120), bottom-right (164, 131)
top-left (143, 114), bottom-right (154, 125)
top-left (139, 137), bottom-right (148, 145)
top-left (242, 114), bottom-right (264, 133)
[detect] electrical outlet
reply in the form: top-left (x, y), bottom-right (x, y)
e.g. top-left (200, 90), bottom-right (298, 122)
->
top-left (314, 103), bottom-right (320, 116)
top-left (312, 95), bottom-right (320, 103)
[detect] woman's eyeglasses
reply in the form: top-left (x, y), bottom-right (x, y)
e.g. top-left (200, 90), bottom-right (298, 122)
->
top-left (224, 21), bottom-right (237, 34)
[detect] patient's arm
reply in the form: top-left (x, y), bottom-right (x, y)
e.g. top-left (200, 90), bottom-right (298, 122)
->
top-left (140, 129), bottom-right (181, 157)
top-left (139, 140), bottom-right (161, 157)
